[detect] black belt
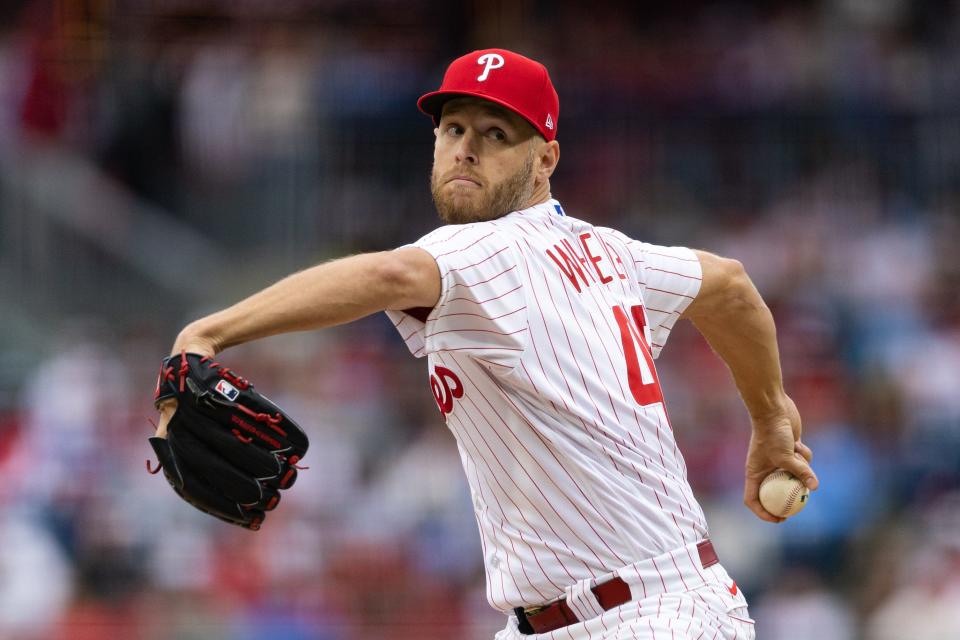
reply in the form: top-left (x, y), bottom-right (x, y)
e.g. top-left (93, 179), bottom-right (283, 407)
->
top-left (515, 540), bottom-right (719, 635)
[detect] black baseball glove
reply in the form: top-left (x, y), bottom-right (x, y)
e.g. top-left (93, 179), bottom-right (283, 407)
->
top-left (148, 352), bottom-right (309, 530)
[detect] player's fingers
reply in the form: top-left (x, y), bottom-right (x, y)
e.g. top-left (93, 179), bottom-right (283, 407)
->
top-left (778, 452), bottom-right (819, 491)
top-left (155, 399), bottom-right (178, 439)
top-left (794, 440), bottom-right (813, 463)
top-left (743, 479), bottom-right (785, 524)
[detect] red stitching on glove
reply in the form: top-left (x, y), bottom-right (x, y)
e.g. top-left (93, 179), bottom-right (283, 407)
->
top-left (178, 350), bottom-right (189, 393)
top-left (231, 428), bottom-right (253, 444)
top-left (285, 455), bottom-right (309, 470)
top-left (154, 363), bottom-right (165, 399)
top-left (200, 356), bottom-right (251, 391)
top-left (235, 404), bottom-right (287, 437)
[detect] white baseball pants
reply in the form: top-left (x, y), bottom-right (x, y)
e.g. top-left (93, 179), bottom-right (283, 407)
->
top-left (495, 541), bottom-right (755, 640)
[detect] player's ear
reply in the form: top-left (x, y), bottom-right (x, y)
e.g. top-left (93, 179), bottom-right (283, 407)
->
top-left (535, 139), bottom-right (560, 181)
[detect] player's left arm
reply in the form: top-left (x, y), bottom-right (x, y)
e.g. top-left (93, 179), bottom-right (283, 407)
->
top-left (156, 247), bottom-right (441, 436)
top-left (680, 250), bottom-right (818, 523)
top-left (172, 247), bottom-right (441, 356)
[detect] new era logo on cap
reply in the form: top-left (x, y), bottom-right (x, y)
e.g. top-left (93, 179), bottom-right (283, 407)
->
top-left (418, 48), bottom-right (560, 141)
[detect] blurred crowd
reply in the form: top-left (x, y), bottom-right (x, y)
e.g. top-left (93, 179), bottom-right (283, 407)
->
top-left (1, 1), bottom-right (959, 639)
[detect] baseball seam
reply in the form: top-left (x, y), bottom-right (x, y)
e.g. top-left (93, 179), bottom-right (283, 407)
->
top-left (782, 482), bottom-right (802, 516)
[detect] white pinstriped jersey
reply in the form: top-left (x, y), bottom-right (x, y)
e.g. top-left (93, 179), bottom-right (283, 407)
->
top-left (386, 199), bottom-right (707, 612)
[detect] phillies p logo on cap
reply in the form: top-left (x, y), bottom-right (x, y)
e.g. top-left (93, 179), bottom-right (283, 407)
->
top-left (417, 48), bottom-right (560, 141)
top-left (476, 52), bottom-right (504, 81)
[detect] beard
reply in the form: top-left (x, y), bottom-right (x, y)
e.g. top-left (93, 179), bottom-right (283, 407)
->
top-left (430, 153), bottom-right (535, 225)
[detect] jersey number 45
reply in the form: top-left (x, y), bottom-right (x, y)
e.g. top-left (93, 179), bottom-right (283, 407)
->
top-left (612, 304), bottom-right (664, 407)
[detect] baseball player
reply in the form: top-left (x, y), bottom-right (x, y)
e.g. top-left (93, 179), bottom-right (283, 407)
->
top-left (155, 49), bottom-right (818, 638)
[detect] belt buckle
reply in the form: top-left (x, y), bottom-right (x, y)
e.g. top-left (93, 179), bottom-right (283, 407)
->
top-left (523, 602), bottom-right (550, 616)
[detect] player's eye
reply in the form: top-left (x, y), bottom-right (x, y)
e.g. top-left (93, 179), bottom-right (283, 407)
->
top-left (488, 128), bottom-right (507, 142)
top-left (444, 124), bottom-right (464, 136)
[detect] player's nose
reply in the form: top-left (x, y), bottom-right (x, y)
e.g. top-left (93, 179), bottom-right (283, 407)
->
top-left (454, 129), bottom-right (480, 165)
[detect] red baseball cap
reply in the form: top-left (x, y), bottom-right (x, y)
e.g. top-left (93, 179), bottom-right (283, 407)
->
top-left (418, 48), bottom-right (559, 141)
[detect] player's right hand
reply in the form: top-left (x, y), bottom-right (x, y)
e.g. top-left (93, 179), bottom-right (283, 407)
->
top-left (743, 394), bottom-right (818, 523)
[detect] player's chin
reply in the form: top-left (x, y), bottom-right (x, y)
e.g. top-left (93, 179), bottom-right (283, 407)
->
top-left (435, 194), bottom-right (488, 225)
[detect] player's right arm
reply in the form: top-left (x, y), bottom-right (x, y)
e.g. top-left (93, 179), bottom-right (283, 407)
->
top-left (681, 250), bottom-right (818, 522)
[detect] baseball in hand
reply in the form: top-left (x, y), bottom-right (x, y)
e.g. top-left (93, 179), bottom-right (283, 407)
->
top-left (759, 470), bottom-right (810, 518)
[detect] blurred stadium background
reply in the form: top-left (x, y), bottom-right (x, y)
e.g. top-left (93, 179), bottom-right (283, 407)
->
top-left (1, 0), bottom-right (959, 638)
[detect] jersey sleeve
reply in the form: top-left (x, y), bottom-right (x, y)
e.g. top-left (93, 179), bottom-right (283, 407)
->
top-left (385, 222), bottom-right (528, 369)
top-left (596, 228), bottom-right (702, 358)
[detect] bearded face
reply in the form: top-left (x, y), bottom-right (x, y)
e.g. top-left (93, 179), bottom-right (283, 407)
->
top-left (429, 98), bottom-right (543, 225)
top-left (431, 150), bottom-right (535, 224)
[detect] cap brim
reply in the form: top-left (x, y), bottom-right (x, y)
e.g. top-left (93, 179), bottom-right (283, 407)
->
top-left (417, 90), bottom-right (546, 139)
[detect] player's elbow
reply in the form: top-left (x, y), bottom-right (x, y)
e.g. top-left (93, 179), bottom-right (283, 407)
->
top-left (718, 257), bottom-right (750, 294)
top-left (684, 252), bottom-right (762, 320)
top-left (716, 258), bottom-right (767, 316)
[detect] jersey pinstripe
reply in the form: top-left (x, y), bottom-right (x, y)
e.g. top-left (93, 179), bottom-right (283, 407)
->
top-left (386, 199), bottom-right (706, 611)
